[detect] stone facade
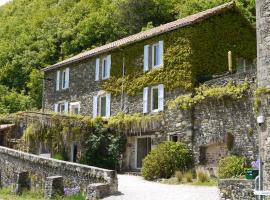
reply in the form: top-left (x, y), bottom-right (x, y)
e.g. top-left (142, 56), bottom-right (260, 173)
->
top-left (219, 179), bottom-right (255, 200)
top-left (0, 146), bottom-right (118, 196)
top-left (257, 0), bottom-right (270, 197)
top-left (42, 7), bottom-right (258, 171)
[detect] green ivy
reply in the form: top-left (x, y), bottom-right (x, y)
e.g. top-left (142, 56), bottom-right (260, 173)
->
top-left (101, 10), bottom-right (256, 96)
top-left (253, 87), bottom-right (270, 113)
top-left (168, 81), bottom-right (250, 110)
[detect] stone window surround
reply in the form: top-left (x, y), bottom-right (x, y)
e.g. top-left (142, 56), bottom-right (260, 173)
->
top-left (56, 68), bottom-right (69, 91)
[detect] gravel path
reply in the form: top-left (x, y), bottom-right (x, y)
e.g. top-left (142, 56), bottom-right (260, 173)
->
top-left (104, 175), bottom-right (219, 200)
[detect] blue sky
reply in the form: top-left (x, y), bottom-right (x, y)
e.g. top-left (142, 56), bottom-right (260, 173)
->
top-left (0, 0), bottom-right (9, 6)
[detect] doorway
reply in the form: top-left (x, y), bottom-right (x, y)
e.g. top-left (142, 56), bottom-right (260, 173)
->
top-left (136, 137), bottom-right (151, 169)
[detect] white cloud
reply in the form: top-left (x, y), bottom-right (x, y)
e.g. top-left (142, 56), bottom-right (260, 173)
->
top-left (0, 0), bottom-right (10, 6)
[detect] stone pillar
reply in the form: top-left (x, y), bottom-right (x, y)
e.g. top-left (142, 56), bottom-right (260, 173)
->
top-left (44, 176), bottom-right (64, 199)
top-left (257, 0), bottom-right (270, 196)
top-left (86, 183), bottom-right (110, 200)
top-left (13, 171), bottom-right (30, 194)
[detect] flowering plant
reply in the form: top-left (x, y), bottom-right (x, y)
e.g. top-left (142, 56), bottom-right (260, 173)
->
top-left (251, 159), bottom-right (260, 170)
top-left (64, 186), bottom-right (80, 196)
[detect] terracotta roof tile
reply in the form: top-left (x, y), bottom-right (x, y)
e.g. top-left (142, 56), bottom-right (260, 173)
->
top-left (43, 2), bottom-right (235, 72)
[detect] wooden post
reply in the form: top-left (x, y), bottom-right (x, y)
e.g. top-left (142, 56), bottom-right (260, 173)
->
top-left (228, 51), bottom-right (232, 73)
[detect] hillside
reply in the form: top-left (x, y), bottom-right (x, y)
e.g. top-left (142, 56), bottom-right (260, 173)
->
top-left (0, 0), bottom-right (255, 113)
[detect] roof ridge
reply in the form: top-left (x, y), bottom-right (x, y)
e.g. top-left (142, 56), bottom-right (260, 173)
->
top-left (43, 1), bottom-right (235, 72)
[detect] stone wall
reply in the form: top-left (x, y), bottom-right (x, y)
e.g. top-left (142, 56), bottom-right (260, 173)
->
top-left (219, 179), bottom-right (255, 200)
top-left (193, 71), bottom-right (258, 166)
top-left (0, 146), bottom-right (118, 195)
top-left (256, 0), bottom-right (270, 195)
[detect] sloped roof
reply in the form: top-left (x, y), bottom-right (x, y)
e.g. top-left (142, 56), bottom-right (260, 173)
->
top-left (43, 2), bottom-right (235, 72)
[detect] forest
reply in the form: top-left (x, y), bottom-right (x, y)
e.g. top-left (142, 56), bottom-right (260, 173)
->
top-left (0, 0), bottom-right (255, 113)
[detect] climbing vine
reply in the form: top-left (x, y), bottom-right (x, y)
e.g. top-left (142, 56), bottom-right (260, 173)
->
top-left (167, 81), bottom-right (250, 110)
top-left (101, 10), bottom-right (256, 96)
top-left (253, 87), bottom-right (270, 113)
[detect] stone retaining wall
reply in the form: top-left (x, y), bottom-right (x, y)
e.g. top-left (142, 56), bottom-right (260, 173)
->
top-left (0, 146), bottom-right (118, 195)
top-left (219, 179), bottom-right (255, 200)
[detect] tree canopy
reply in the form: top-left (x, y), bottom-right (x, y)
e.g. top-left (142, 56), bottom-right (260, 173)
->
top-left (0, 0), bottom-right (255, 113)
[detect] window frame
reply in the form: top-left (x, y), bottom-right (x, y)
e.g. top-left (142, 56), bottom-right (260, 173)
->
top-left (151, 86), bottom-right (159, 112)
top-left (59, 103), bottom-right (65, 113)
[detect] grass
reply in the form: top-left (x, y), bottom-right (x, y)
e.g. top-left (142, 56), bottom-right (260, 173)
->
top-left (0, 187), bottom-right (85, 200)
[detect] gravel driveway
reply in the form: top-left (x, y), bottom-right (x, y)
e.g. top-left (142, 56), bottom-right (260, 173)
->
top-left (104, 175), bottom-right (219, 200)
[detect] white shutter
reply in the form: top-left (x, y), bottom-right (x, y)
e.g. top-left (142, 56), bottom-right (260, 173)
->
top-left (93, 95), bottom-right (98, 118)
top-left (143, 87), bottom-right (149, 113)
top-left (158, 84), bottom-right (164, 111)
top-left (65, 68), bottom-right (70, 89)
top-left (144, 45), bottom-right (149, 71)
top-left (64, 102), bottom-right (69, 113)
top-left (95, 58), bottom-right (100, 81)
top-left (159, 41), bottom-right (164, 67)
top-left (106, 93), bottom-right (111, 118)
top-left (54, 104), bottom-right (58, 112)
top-left (56, 70), bottom-right (60, 91)
top-left (107, 55), bottom-right (111, 78)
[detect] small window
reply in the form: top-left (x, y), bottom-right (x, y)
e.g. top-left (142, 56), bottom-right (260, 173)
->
top-left (70, 102), bottom-right (80, 114)
top-left (102, 58), bottom-right (108, 79)
top-left (151, 87), bottom-right (159, 111)
top-left (170, 135), bottom-right (178, 142)
top-left (152, 43), bottom-right (160, 67)
top-left (99, 95), bottom-right (107, 117)
top-left (59, 103), bottom-right (65, 113)
top-left (62, 70), bottom-right (66, 89)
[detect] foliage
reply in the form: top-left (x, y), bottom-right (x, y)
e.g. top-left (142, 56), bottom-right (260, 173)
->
top-left (168, 81), bottom-right (250, 110)
top-left (0, 85), bottom-right (33, 114)
top-left (141, 141), bottom-right (193, 180)
top-left (80, 118), bottom-right (127, 170)
top-left (26, 69), bottom-right (43, 109)
top-left (196, 169), bottom-right (210, 183)
top-left (184, 171), bottom-right (193, 183)
top-left (19, 113), bottom-right (129, 170)
top-left (108, 112), bottom-right (162, 134)
top-left (0, 187), bottom-right (85, 200)
top-left (253, 87), bottom-right (270, 113)
top-left (218, 156), bottom-right (245, 178)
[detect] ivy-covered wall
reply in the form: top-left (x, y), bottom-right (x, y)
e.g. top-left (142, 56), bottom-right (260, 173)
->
top-left (102, 9), bottom-right (256, 96)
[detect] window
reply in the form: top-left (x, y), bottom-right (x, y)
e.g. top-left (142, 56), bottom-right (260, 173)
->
top-left (96, 55), bottom-right (111, 81)
top-left (144, 41), bottom-right (163, 71)
top-left (70, 102), bottom-right (80, 115)
top-left (56, 67), bottom-right (69, 90)
top-left (236, 58), bottom-right (256, 73)
top-left (102, 58), bottom-right (108, 79)
top-left (99, 95), bottom-right (107, 117)
top-left (170, 135), bottom-right (178, 142)
top-left (143, 84), bottom-right (164, 113)
top-left (151, 87), bottom-right (159, 111)
top-left (93, 92), bottom-right (111, 118)
top-left (62, 70), bottom-right (66, 89)
top-left (152, 43), bottom-right (160, 68)
top-left (54, 102), bottom-right (69, 113)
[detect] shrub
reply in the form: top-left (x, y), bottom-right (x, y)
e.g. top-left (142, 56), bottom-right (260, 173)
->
top-left (53, 153), bottom-right (64, 161)
top-left (175, 171), bottom-right (183, 182)
top-left (218, 156), bottom-right (245, 178)
top-left (196, 169), bottom-right (210, 183)
top-left (184, 171), bottom-right (193, 182)
top-left (141, 141), bottom-right (193, 180)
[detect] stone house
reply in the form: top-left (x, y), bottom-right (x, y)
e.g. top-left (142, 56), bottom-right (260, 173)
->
top-left (42, 2), bottom-right (257, 172)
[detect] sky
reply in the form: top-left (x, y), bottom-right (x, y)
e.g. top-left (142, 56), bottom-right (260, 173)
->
top-left (0, 0), bottom-right (9, 6)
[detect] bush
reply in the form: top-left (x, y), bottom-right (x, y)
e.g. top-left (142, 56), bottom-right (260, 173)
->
top-left (175, 171), bottom-right (183, 182)
top-left (218, 156), bottom-right (245, 178)
top-left (196, 169), bottom-right (210, 183)
top-left (141, 141), bottom-right (193, 180)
